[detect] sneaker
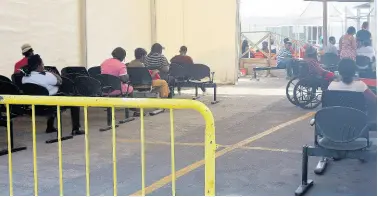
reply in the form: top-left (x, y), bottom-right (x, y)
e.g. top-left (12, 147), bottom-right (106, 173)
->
top-left (72, 129), bottom-right (85, 136)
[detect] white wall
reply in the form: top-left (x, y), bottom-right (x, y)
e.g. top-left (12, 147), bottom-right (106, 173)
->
top-left (86, 0), bottom-right (152, 67)
top-left (0, 0), bottom-right (81, 77)
top-left (155, 0), bottom-right (238, 84)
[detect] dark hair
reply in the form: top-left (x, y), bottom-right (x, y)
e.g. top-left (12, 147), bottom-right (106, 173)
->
top-left (22, 54), bottom-right (42, 76)
top-left (180, 46), bottom-right (188, 53)
top-left (347, 26), bottom-right (356, 35)
top-left (305, 46), bottom-right (317, 59)
top-left (338, 58), bottom-right (357, 84)
top-left (111, 47), bottom-right (126, 61)
top-left (134, 48), bottom-right (147, 59)
top-left (329, 36), bottom-right (335, 42)
top-left (151, 43), bottom-right (163, 54)
top-left (284, 38), bottom-right (290, 44)
top-left (22, 49), bottom-right (34, 57)
top-left (362, 21), bottom-right (369, 29)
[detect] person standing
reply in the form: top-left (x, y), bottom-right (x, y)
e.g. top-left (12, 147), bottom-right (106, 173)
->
top-left (339, 27), bottom-right (357, 60)
top-left (356, 22), bottom-right (371, 47)
top-left (14, 44), bottom-right (34, 73)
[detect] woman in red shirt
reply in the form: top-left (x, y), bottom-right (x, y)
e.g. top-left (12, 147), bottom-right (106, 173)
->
top-left (304, 46), bottom-right (334, 82)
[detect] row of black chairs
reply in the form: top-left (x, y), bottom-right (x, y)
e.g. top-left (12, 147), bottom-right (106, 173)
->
top-left (0, 66), bottom-right (164, 156)
top-left (49, 63), bottom-right (219, 104)
top-left (168, 63), bottom-right (219, 104)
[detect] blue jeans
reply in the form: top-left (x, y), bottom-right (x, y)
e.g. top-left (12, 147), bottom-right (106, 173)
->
top-left (277, 58), bottom-right (294, 78)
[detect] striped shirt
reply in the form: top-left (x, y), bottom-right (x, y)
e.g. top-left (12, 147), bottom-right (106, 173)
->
top-left (277, 48), bottom-right (293, 64)
top-left (144, 53), bottom-right (170, 70)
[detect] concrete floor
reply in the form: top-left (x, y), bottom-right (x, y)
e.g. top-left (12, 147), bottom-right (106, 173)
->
top-left (0, 72), bottom-right (376, 196)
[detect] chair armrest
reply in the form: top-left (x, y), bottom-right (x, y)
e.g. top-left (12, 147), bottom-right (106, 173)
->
top-left (211, 72), bottom-right (215, 83)
top-left (310, 118), bottom-right (315, 126)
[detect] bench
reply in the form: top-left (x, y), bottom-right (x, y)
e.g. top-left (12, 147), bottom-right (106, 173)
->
top-left (252, 66), bottom-right (285, 79)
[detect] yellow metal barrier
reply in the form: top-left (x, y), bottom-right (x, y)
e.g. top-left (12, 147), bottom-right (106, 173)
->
top-left (0, 95), bottom-right (216, 196)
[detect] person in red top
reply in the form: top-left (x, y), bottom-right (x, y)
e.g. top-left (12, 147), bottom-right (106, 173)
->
top-left (170, 46), bottom-right (194, 65)
top-left (304, 46), bottom-right (334, 83)
top-left (14, 44), bottom-right (34, 73)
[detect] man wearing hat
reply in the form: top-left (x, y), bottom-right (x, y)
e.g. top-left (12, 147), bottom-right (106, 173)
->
top-left (14, 44), bottom-right (34, 73)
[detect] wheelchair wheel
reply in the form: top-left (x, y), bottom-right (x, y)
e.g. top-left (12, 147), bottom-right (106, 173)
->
top-left (293, 79), bottom-right (322, 109)
top-left (286, 77), bottom-right (300, 106)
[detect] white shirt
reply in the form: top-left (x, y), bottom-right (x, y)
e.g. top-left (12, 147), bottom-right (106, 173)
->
top-left (328, 80), bottom-right (368, 93)
top-left (22, 71), bottom-right (59, 95)
top-left (323, 44), bottom-right (338, 55)
top-left (357, 46), bottom-right (376, 61)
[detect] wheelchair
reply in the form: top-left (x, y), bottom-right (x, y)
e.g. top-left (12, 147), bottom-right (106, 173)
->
top-left (286, 61), bottom-right (331, 109)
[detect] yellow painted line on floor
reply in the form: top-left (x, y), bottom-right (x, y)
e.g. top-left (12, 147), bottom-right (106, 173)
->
top-left (117, 139), bottom-right (301, 153)
top-left (130, 112), bottom-right (314, 196)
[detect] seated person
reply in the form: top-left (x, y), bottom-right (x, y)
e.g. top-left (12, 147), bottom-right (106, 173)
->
top-left (144, 43), bottom-right (170, 81)
top-left (323, 36), bottom-right (338, 55)
top-left (128, 48), bottom-right (170, 98)
top-left (255, 41), bottom-right (270, 58)
top-left (277, 41), bottom-right (294, 79)
top-left (357, 40), bottom-right (376, 62)
top-left (100, 47), bottom-right (134, 95)
top-left (15, 44), bottom-right (34, 74)
top-left (171, 46), bottom-right (194, 65)
top-left (304, 46), bottom-right (334, 83)
top-left (328, 58), bottom-right (376, 107)
top-left (21, 54), bottom-right (84, 135)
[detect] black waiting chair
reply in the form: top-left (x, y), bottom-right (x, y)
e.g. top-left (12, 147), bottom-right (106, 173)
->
top-left (63, 73), bottom-right (86, 81)
top-left (59, 77), bottom-right (76, 96)
top-left (127, 67), bottom-right (165, 116)
top-left (295, 91), bottom-right (373, 196)
top-left (356, 55), bottom-right (373, 78)
top-left (320, 53), bottom-right (339, 72)
top-left (88, 66), bottom-right (101, 77)
top-left (0, 81), bottom-right (27, 156)
top-left (44, 66), bottom-right (60, 76)
top-left (61, 66), bottom-right (89, 76)
top-left (74, 76), bottom-right (102, 97)
top-left (188, 64), bottom-right (219, 104)
top-left (0, 75), bottom-right (12, 83)
top-left (94, 74), bottom-right (135, 131)
top-left (11, 73), bottom-right (24, 89)
top-left (21, 83), bottom-right (73, 144)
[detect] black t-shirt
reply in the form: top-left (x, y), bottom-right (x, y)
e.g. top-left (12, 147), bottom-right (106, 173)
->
top-left (356, 29), bottom-right (371, 42)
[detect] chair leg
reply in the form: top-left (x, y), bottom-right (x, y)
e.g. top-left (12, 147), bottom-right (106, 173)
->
top-left (0, 120), bottom-right (27, 156)
top-left (193, 86), bottom-right (200, 100)
top-left (149, 109), bottom-right (165, 116)
top-left (118, 108), bottom-right (135, 124)
top-left (295, 146), bottom-right (313, 196)
top-left (46, 111), bottom-right (73, 144)
top-left (211, 84), bottom-right (219, 104)
top-left (100, 108), bottom-right (119, 132)
top-left (314, 157), bottom-right (329, 175)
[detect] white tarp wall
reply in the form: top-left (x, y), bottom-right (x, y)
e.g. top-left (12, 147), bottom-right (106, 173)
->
top-left (0, 0), bottom-right (81, 78)
top-left (86, 0), bottom-right (152, 67)
top-left (0, 0), bottom-right (238, 84)
top-left (156, 0), bottom-right (239, 84)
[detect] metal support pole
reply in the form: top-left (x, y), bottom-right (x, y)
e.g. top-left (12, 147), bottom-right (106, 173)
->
top-left (323, 0), bottom-right (328, 47)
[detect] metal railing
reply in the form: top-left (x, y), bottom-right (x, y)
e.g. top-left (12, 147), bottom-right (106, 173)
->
top-left (0, 96), bottom-right (216, 196)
